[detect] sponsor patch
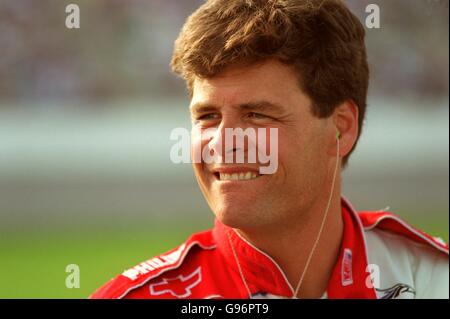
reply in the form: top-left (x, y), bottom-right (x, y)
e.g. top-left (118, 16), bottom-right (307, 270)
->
top-left (122, 244), bottom-right (186, 280)
top-left (376, 283), bottom-right (415, 299)
top-left (149, 266), bottom-right (202, 298)
top-left (341, 248), bottom-right (353, 286)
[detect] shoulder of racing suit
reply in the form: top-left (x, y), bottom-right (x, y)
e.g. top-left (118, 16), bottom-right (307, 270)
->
top-left (90, 211), bottom-right (448, 299)
top-left (358, 210), bottom-right (449, 299)
top-left (89, 229), bottom-right (225, 299)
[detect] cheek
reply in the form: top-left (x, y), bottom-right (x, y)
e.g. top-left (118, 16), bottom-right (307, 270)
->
top-left (190, 129), bottom-right (216, 189)
top-left (277, 130), bottom-right (320, 179)
top-left (192, 160), bottom-right (212, 198)
top-left (190, 127), bottom-right (203, 164)
top-left (190, 130), bottom-right (205, 182)
top-left (276, 130), bottom-right (302, 166)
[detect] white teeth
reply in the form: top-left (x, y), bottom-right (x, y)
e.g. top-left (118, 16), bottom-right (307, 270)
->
top-left (219, 172), bottom-right (260, 181)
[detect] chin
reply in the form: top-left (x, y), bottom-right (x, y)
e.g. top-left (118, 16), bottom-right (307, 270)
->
top-left (212, 202), bottom-right (262, 229)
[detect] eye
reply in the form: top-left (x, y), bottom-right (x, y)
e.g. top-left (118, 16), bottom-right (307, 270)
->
top-left (196, 113), bottom-right (220, 121)
top-left (247, 112), bottom-right (269, 119)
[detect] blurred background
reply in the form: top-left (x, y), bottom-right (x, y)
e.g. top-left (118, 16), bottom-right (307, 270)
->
top-left (0, 0), bottom-right (448, 298)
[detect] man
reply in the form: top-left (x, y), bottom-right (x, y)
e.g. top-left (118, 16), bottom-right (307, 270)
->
top-left (91, 0), bottom-right (448, 299)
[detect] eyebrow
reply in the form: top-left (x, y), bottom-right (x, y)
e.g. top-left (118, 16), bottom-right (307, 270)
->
top-left (190, 101), bottom-right (286, 114)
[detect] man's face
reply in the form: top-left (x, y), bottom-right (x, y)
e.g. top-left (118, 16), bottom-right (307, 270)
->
top-left (190, 59), bottom-right (332, 230)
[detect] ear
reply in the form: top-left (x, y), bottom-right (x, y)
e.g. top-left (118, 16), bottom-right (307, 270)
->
top-left (331, 100), bottom-right (359, 158)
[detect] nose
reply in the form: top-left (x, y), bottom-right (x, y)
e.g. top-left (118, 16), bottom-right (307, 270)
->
top-left (206, 116), bottom-right (234, 162)
top-left (206, 115), bottom-right (252, 164)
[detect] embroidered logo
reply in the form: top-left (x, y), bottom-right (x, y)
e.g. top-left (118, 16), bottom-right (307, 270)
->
top-left (149, 266), bottom-right (202, 298)
top-left (122, 244), bottom-right (186, 280)
top-left (376, 283), bottom-right (416, 299)
top-left (341, 248), bottom-right (353, 286)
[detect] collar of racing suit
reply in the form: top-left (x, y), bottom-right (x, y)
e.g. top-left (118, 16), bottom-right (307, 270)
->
top-left (212, 196), bottom-right (378, 299)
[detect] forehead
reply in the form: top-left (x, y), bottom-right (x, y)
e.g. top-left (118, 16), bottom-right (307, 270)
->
top-left (190, 59), bottom-right (310, 110)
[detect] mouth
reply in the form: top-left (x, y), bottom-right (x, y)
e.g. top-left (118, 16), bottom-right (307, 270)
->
top-left (212, 169), bottom-right (262, 181)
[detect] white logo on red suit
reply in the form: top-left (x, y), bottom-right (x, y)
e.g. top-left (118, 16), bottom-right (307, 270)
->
top-left (149, 267), bottom-right (202, 298)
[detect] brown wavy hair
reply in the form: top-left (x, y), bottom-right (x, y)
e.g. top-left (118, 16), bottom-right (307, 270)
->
top-left (171, 0), bottom-right (369, 167)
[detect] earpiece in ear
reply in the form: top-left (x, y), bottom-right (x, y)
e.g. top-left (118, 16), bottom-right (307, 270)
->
top-left (336, 130), bottom-right (341, 140)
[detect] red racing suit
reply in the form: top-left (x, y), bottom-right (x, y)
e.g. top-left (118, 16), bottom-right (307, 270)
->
top-left (90, 197), bottom-right (449, 299)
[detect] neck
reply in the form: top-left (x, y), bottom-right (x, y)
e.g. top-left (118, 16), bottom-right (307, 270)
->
top-left (236, 184), bottom-right (344, 298)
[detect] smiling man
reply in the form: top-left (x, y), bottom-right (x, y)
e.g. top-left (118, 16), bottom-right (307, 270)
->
top-left (91, 0), bottom-right (448, 299)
